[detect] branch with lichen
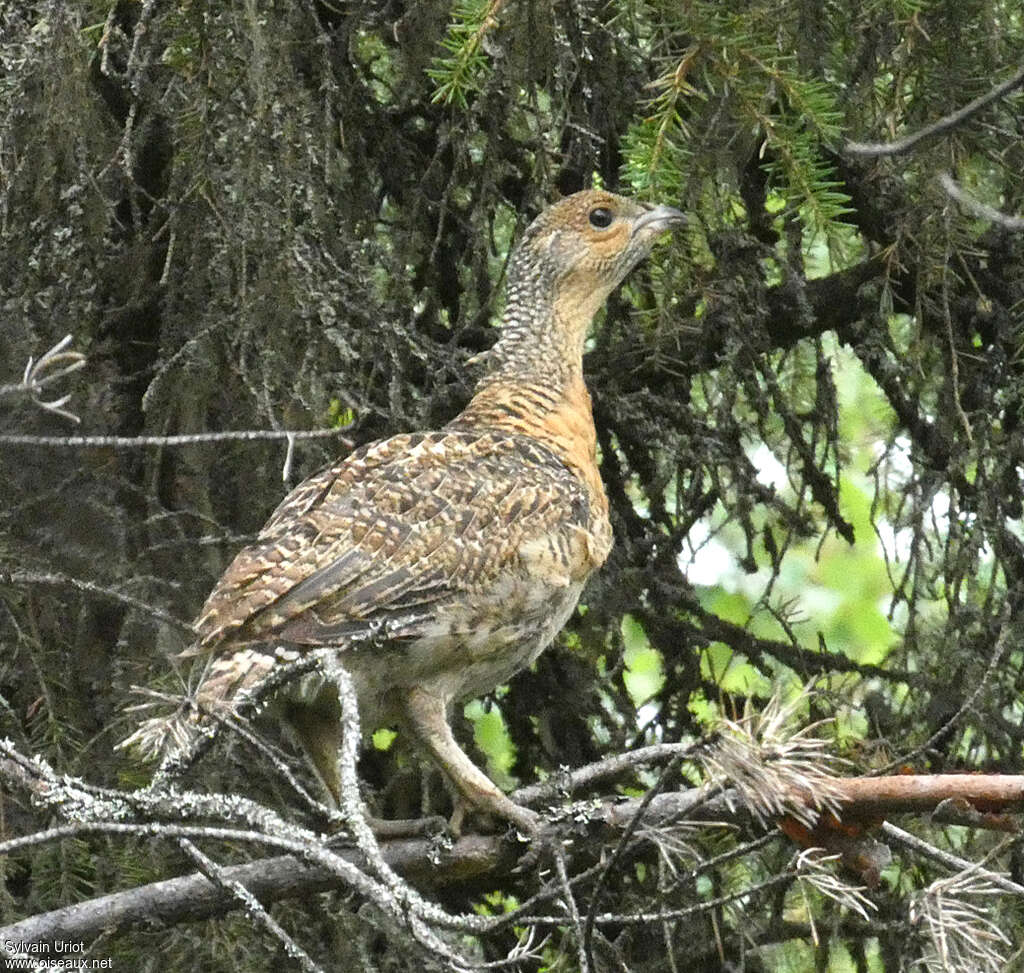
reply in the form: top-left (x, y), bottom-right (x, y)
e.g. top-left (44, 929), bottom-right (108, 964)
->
top-left (5, 683), bottom-right (1023, 972)
top-left (5, 706), bottom-right (1024, 970)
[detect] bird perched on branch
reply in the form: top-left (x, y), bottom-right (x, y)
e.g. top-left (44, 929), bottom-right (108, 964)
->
top-left (134, 189), bottom-right (685, 834)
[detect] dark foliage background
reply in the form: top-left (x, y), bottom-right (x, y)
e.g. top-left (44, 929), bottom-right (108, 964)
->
top-left (2, 0), bottom-right (1024, 969)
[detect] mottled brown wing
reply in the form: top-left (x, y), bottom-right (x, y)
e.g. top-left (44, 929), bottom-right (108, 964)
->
top-left (190, 430), bottom-right (592, 653)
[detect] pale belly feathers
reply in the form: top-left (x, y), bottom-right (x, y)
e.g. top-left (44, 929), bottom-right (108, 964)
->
top-left (283, 571), bottom-right (586, 729)
top-left (204, 569), bottom-right (590, 732)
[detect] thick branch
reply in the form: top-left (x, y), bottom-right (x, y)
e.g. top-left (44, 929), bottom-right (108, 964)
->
top-left (759, 257), bottom-right (884, 349)
top-left (825, 774), bottom-right (1024, 817)
top-left (0, 836), bottom-right (511, 952)
top-left (4, 773), bottom-right (1024, 950)
top-left (589, 257), bottom-right (884, 395)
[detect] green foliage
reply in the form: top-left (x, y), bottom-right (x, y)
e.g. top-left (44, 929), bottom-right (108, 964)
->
top-left (465, 698), bottom-right (517, 789)
top-left (689, 345), bottom-right (904, 702)
top-left (427, 0), bottom-right (502, 107)
top-left (327, 398), bottom-right (355, 428)
top-left (620, 48), bottom-right (700, 200)
top-left (623, 1), bottom-right (852, 240)
top-left (620, 614), bottom-right (666, 706)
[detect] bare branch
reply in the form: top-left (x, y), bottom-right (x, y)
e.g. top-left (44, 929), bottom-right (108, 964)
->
top-left (0, 427), bottom-right (352, 449)
top-left (552, 842), bottom-right (590, 973)
top-left (811, 774), bottom-right (1024, 816)
top-left (938, 172), bottom-right (1024, 230)
top-left (882, 823), bottom-right (1024, 897)
top-left (313, 654), bottom-right (480, 969)
top-left (583, 748), bottom-right (691, 970)
top-left (6, 747), bottom-right (1024, 956)
top-left (522, 870), bottom-right (797, 927)
top-left (204, 712), bottom-right (334, 820)
top-left (878, 608), bottom-right (1014, 774)
top-left (178, 838), bottom-right (326, 973)
top-left (6, 570), bottom-right (193, 634)
top-left (844, 64), bottom-right (1024, 157)
top-left (512, 741), bottom-right (700, 805)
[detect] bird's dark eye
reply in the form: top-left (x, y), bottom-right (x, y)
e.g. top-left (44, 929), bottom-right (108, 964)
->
top-left (588, 207), bottom-right (614, 229)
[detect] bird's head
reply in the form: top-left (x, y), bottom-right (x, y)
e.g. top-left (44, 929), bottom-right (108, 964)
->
top-left (506, 189), bottom-right (686, 324)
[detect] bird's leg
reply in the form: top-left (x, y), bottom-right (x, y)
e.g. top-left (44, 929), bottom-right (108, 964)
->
top-left (283, 699), bottom-right (344, 809)
top-left (284, 699), bottom-right (447, 838)
top-left (400, 686), bottom-right (540, 836)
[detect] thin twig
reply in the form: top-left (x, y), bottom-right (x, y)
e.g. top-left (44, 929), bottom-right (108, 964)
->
top-left (844, 64), bottom-right (1024, 157)
top-left (939, 172), bottom-right (1024, 231)
top-left (882, 823), bottom-right (1024, 897)
top-left (878, 604), bottom-right (1013, 774)
top-left (513, 741), bottom-right (699, 805)
top-left (144, 653), bottom-right (325, 788)
top-left (179, 838), bottom-right (326, 973)
top-left (552, 842), bottom-right (589, 973)
top-left (209, 712), bottom-right (335, 821)
top-left (582, 751), bottom-right (689, 970)
top-left (0, 427), bottom-right (352, 449)
top-left (6, 570), bottom-right (192, 633)
top-left (0, 334), bottom-right (87, 423)
top-left (941, 215), bottom-right (974, 444)
top-left (523, 870), bottom-right (796, 927)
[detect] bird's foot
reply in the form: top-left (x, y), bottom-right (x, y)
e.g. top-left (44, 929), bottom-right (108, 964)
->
top-left (448, 792), bottom-right (542, 839)
top-left (370, 814), bottom-right (449, 839)
top-left (325, 812), bottom-right (449, 843)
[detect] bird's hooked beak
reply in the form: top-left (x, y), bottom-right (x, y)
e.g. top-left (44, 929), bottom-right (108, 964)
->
top-left (631, 203), bottom-right (687, 236)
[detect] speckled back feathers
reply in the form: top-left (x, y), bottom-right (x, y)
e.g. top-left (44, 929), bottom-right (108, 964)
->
top-left (191, 429), bottom-right (606, 657)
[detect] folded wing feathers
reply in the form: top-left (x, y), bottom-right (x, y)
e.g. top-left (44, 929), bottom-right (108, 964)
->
top-left (191, 430), bottom-right (588, 654)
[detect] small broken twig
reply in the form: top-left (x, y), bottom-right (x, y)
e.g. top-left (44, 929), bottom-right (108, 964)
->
top-left (0, 334), bottom-right (86, 423)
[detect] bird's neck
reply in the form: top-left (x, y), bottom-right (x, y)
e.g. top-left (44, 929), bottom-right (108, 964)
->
top-left (468, 264), bottom-right (611, 394)
top-left (449, 286), bottom-right (604, 497)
